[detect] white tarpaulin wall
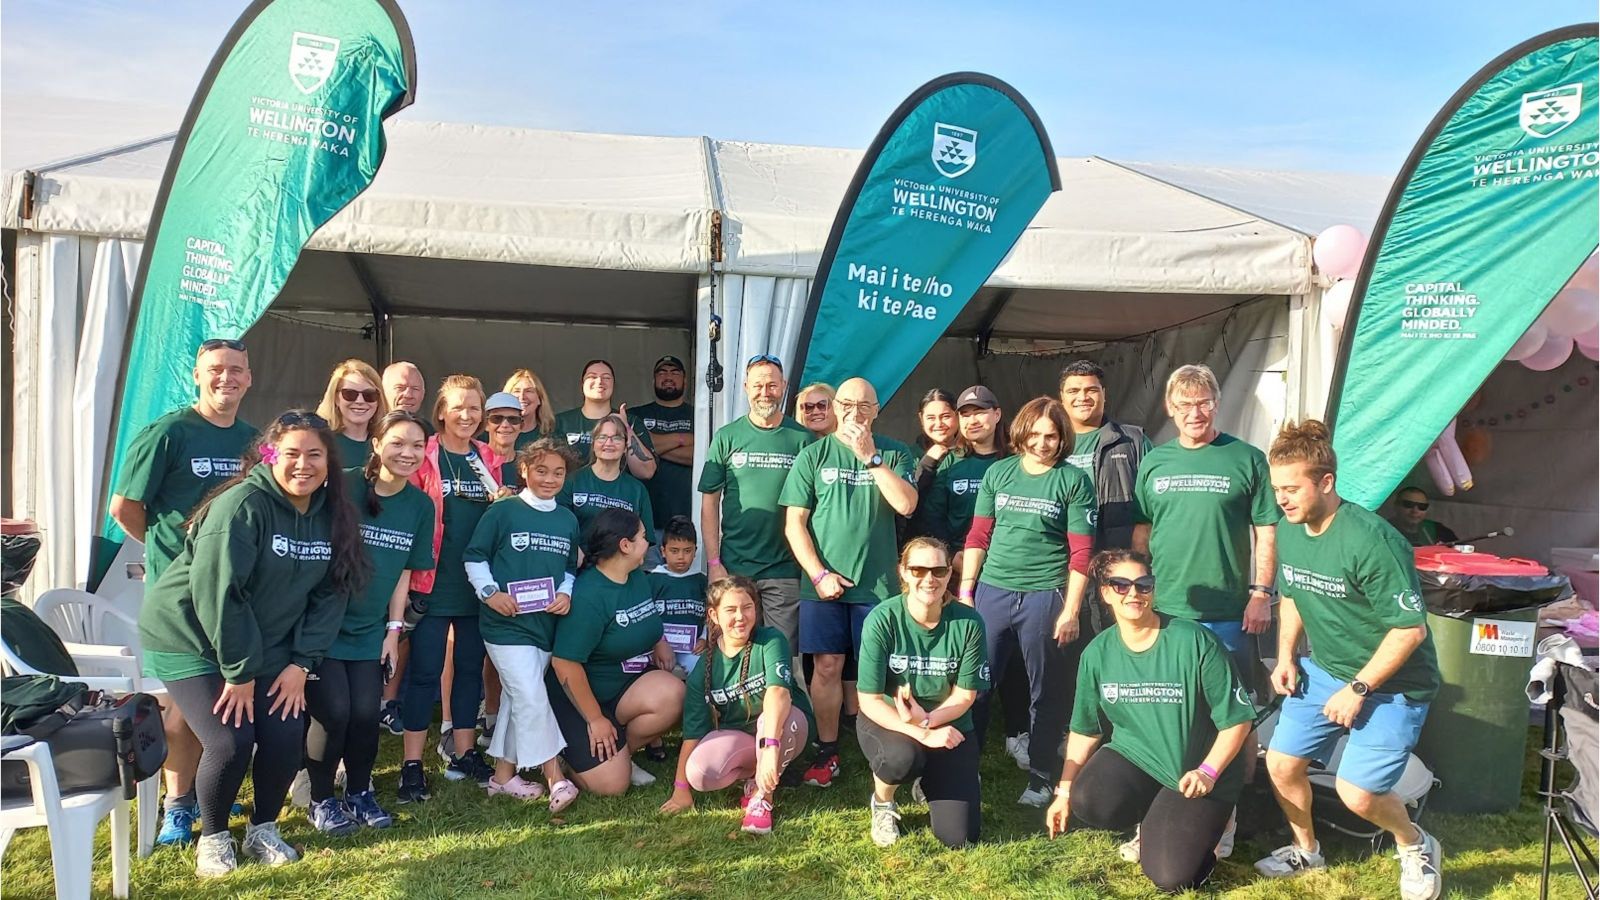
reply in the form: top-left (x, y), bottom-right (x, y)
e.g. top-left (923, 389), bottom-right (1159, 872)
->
top-left (6, 122), bottom-right (1380, 593)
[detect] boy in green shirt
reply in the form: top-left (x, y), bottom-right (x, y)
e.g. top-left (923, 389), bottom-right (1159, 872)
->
top-left (649, 516), bottom-right (709, 674)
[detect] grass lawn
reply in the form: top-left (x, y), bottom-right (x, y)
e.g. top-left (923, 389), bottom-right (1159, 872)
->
top-left (1, 722), bottom-right (1591, 899)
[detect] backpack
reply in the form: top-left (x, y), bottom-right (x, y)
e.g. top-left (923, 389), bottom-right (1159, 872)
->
top-left (0, 674), bottom-right (166, 800)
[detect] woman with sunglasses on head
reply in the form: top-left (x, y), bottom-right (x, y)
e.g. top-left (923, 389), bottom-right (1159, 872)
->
top-left (559, 414), bottom-right (658, 547)
top-left (138, 410), bottom-right (370, 877)
top-left (794, 382), bottom-right (837, 440)
top-left (548, 508), bottom-right (685, 795)
top-left (856, 537), bottom-right (989, 849)
top-left (316, 359), bottom-right (388, 467)
top-left (304, 411), bottom-right (434, 836)
top-left (902, 389), bottom-right (959, 544)
top-left (397, 375), bottom-right (510, 802)
top-left (660, 575), bottom-right (815, 834)
top-left (1046, 550), bottom-right (1254, 894)
top-left (959, 397), bottom-right (1096, 809)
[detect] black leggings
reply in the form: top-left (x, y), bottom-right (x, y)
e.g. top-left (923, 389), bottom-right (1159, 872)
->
top-left (305, 657), bottom-right (383, 801)
top-left (165, 673), bottom-right (304, 836)
top-left (1071, 746), bottom-right (1234, 894)
top-left (402, 614), bottom-right (485, 737)
top-left (857, 715), bottom-right (981, 848)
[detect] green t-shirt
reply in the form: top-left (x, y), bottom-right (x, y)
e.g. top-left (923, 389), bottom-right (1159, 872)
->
top-left (683, 627), bottom-right (815, 741)
top-left (552, 407), bottom-right (654, 467)
top-left (559, 467), bottom-right (658, 545)
top-left (856, 594), bottom-right (990, 732)
top-left (430, 449), bottom-right (494, 616)
top-left (1064, 424), bottom-right (1109, 481)
top-left (550, 567), bottom-right (664, 704)
top-left (465, 496), bottom-right (581, 650)
top-left (778, 435), bottom-right (915, 604)
top-left (920, 451), bottom-right (1003, 548)
top-left (973, 456), bottom-right (1094, 591)
top-left (1134, 434), bottom-right (1281, 622)
top-left (335, 433), bottom-right (372, 469)
top-left (649, 568), bottom-right (708, 627)
top-left (115, 407), bottom-right (256, 580)
top-left (1071, 615), bottom-right (1256, 798)
top-left (634, 401), bottom-right (694, 530)
top-left (1277, 502), bottom-right (1440, 701)
top-left (328, 470), bottom-right (435, 660)
top-left (698, 416), bottom-right (815, 580)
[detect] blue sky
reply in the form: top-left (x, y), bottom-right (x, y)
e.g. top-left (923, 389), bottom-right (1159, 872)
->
top-left (2, 1), bottom-right (1593, 173)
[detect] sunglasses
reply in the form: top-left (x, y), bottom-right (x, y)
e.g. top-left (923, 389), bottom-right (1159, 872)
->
top-left (1398, 500), bottom-right (1430, 511)
top-left (199, 338), bottom-right (246, 352)
top-left (1105, 576), bottom-right (1156, 597)
top-left (906, 565), bottom-right (951, 580)
top-left (339, 388), bottom-right (381, 403)
top-left (277, 410), bottom-right (329, 429)
top-left (801, 400), bottom-right (830, 413)
top-left (746, 353), bottom-right (783, 369)
top-left (488, 413), bottom-right (524, 426)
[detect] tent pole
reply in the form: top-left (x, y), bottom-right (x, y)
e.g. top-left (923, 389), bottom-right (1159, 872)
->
top-left (346, 255), bottom-right (393, 365)
top-left (974, 289), bottom-right (1015, 358)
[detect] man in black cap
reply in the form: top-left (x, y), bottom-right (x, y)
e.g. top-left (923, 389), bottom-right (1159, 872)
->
top-left (635, 355), bottom-right (695, 530)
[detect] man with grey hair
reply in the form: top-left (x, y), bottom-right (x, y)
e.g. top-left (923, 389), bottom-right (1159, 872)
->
top-left (382, 361), bottom-right (430, 434)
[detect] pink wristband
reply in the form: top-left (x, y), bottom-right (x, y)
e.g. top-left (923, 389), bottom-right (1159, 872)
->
top-left (709, 557), bottom-right (722, 568)
top-left (1197, 763), bottom-right (1219, 781)
top-left (673, 779), bottom-right (691, 791)
top-left (811, 569), bottom-right (831, 587)
top-left (959, 587), bottom-right (975, 600)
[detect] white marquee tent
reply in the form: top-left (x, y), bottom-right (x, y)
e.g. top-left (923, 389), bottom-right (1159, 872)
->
top-left (2, 121), bottom-right (1392, 592)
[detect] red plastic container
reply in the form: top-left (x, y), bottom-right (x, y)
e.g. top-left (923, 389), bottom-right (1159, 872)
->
top-left (1413, 545), bottom-right (1550, 576)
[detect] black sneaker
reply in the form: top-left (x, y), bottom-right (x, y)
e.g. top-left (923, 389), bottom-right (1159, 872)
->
top-left (445, 748), bottom-right (493, 784)
top-left (645, 741), bottom-right (669, 763)
top-left (397, 761), bottom-right (430, 804)
top-left (379, 701), bottom-right (403, 736)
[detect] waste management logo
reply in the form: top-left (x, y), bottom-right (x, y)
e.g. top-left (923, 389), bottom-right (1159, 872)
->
top-left (1519, 84), bottom-right (1583, 138)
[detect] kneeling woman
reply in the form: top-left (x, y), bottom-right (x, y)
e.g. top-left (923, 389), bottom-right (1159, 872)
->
top-left (547, 508), bottom-right (684, 795)
top-left (661, 576), bottom-right (815, 834)
top-left (465, 438), bottom-right (582, 810)
top-left (856, 537), bottom-right (990, 849)
top-left (1046, 550), bottom-right (1255, 894)
top-left (139, 411), bottom-right (369, 877)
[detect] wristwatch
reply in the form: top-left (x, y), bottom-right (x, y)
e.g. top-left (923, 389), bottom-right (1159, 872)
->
top-left (867, 452), bottom-right (884, 469)
top-left (477, 583), bottom-right (499, 601)
top-left (1248, 583), bottom-right (1278, 598)
top-left (1349, 679), bottom-right (1371, 697)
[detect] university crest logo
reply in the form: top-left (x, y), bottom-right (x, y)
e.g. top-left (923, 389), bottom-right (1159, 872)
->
top-left (289, 32), bottom-right (340, 95)
top-left (510, 532), bottom-right (530, 552)
top-left (1153, 476), bottom-right (1172, 495)
top-left (190, 457), bottom-right (213, 478)
top-left (272, 535), bottom-right (289, 558)
top-left (730, 452), bottom-right (748, 469)
top-left (820, 467), bottom-right (839, 485)
top-left (573, 493), bottom-right (590, 507)
top-left (931, 123), bottom-right (977, 178)
top-left (1101, 683), bottom-right (1119, 704)
top-left (888, 654), bottom-right (909, 674)
top-left (1520, 83), bottom-right (1583, 139)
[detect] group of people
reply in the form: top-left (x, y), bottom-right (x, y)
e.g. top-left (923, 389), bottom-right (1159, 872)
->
top-left (112, 339), bottom-right (1444, 899)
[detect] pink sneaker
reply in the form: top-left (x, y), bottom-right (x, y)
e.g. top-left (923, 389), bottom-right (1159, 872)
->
top-left (485, 775), bottom-right (546, 801)
top-left (739, 779), bottom-right (758, 811)
top-left (548, 779), bottom-right (580, 814)
top-left (741, 796), bottom-right (774, 835)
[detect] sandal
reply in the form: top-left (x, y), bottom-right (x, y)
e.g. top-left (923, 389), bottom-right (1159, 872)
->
top-left (548, 779), bottom-right (580, 814)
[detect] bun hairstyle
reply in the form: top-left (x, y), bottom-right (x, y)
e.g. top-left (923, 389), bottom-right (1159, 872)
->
top-left (516, 437), bottom-right (579, 481)
top-left (1269, 419), bottom-right (1337, 479)
top-left (581, 507), bottom-right (643, 569)
top-left (1089, 548), bottom-right (1151, 587)
top-left (361, 410), bottom-right (430, 515)
top-left (702, 575), bottom-right (762, 728)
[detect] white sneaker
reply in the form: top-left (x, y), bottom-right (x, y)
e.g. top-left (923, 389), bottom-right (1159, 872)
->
top-left (1215, 812), bottom-right (1236, 859)
top-left (1255, 842), bottom-right (1327, 878)
top-left (1118, 825), bottom-right (1141, 862)
top-left (435, 728), bottom-right (454, 765)
top-left (195, 831), bottom-right (237, 878)
top-left (1397, 827), bottom-right (1443, 900)
top-left (869, 799), bottom-right (902, 848)
top-left (629, 761), bottom-right (657, 787)
top-left (1017, 783), bottom-right (1053, 808)
top-left (288, 769), bottom-right (311, 809)
top-left (240, 821), bottom-right (300, 866)
top-left (1004, 733), bottom-right (1030, 770)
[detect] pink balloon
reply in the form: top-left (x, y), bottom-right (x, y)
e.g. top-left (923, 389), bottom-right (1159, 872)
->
top-left (1505, 321), bottom-right (1550, 361)
top-left (1539, 287), bottom-right (1600, 338)
top-left (1322, 280), bottom-right (1355, 332)
top-left (1313, 225), bottom-right (1368, 281)
top-left (1579, 340), bottom-right (1599, 362)
top-left (1522, 333), bottom-right (1575, 371)
top-left (1424, 448), bottom-right (1455, 497)
top-left (1577, 324), bottom-right (1600, 347)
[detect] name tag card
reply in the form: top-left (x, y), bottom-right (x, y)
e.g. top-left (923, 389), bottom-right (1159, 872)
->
top-left (507, 577), bottom-right (556, 614)
top-left (663, 623), bottom-right (700, 654)
top-left (621, 653), bottom-right (650, 674)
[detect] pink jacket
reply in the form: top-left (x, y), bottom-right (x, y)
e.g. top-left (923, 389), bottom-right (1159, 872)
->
top-left (407, 435), bottom-right (508, 594)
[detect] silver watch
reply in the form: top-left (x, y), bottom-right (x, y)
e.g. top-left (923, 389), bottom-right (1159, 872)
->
top-left (477, 583), bottom-right (499, 601)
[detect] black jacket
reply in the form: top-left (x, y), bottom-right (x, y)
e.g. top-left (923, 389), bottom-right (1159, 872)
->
top-left (1090, 419), bottom-right (1149, 551)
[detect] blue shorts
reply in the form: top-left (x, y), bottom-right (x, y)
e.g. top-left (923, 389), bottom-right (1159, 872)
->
top-left (1268, 656), bottom-right (1430, 794)
top-left (799, 600), bottom-right (873, 655)
top-left (1200, 619), bottom-right (1265, 697)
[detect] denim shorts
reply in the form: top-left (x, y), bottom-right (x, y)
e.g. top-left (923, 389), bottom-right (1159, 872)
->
top-left (1268, 656), bottom-right (1430, 794)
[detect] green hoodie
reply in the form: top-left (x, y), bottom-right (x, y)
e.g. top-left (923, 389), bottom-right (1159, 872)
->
top-left (139, 464), bottom-right (346, 684)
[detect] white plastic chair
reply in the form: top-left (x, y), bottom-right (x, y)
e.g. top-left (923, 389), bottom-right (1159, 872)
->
top-left (0, 737), bottom-right (131, 899)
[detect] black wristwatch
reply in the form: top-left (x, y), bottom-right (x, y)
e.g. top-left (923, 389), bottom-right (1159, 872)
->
top-left (867, 452), bottom-right (884, 469)
top-left (1248, 583), bottom-right (1278, 598)
top-left (1349, 679), bottom-right (1371, 697)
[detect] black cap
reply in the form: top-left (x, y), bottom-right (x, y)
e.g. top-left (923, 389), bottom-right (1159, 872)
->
top-left (653, 355), bottom-right (686, 373)
top-left (956, 385), bottom-right (999, 410)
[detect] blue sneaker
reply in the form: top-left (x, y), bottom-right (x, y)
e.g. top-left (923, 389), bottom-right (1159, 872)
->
top-left (308, 797), bottom-right (359, 836)
top-left (156, 803), bottom-right (198, 846)
top-left (345, 789), bottom-right (394, 829)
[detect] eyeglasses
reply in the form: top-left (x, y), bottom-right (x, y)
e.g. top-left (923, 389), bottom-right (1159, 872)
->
top-left (339, 388), bottom-right (381, 403)
top-left (1172, 399), bottom-right (1216, 415)
top-left (277, 410), bottom-right (329, 429)
top-left (1397, 500), bottom-right (1429, 511)
top-left (488, 414), bottom-right (524, 426)
top-left (593, 433), bottom-right (626, 445)
top-left (834, 400), bottom-right (878, 415)
top-left (1105, 575), bottom-right (1156, 597)
top-left (800, 401), bottom-right (830, 413)
top-left (746, 353), bottom-right (783, 369)
top-left (905, 565), bottom-right (951, 580)
top-left (199, 338), bottom-right (246, 352)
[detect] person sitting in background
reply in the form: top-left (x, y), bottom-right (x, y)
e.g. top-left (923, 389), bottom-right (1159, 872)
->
top-left (660, 575), bottom-right (814, 835)
top-left (795, 382), bottom-right (838, 439)
top-left (317, 359), bottom-right (387, 467)
top-left (1387, 486), bottom-right (1458, 547)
